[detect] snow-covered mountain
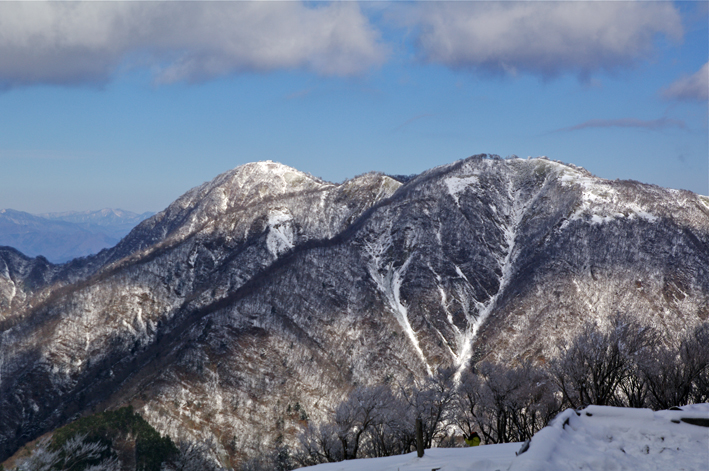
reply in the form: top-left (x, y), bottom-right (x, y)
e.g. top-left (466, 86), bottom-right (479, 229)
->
top-left (0, 156), bottom-right (707, 466)
top-left (0, 208), bottom-right (152, 263)
top-left (38, 209), bottom-right (154, 240)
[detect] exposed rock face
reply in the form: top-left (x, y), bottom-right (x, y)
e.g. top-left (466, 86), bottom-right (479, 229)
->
top-left (1, 157), bottom-right (707, 466)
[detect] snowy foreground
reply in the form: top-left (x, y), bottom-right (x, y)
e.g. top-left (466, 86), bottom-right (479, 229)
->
top-left (301, 404), bottom-right (709, 471)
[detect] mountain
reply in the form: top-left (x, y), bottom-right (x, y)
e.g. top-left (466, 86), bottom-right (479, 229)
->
top-left (0, 209), bottom-right (115, 263)
top-left (0, 209), bottom-right (153, 263)
top-left (0, 157), bottom-right (707, 467)
top-left (0, 208), bottom-right (153, 263)
top-left (38, 209), bottom-right (155, 241)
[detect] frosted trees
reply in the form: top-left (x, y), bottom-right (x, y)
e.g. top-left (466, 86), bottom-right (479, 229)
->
top-left (450, 369), bottom-right (484, 442)
top-left (295, 385), bottom-right (406, 465)
top-left (481, 362), bottom-right (558, 443)
top-left (452, 362), bottom-right (558, 444)
top-left (13, 435), bottom-right (119, 471)
top-left (549, 315), bottom-right (709, 410)
top-left (295, 422), bottom-right (343, 465)
top-left (294, 372), bottom-right (456, 465)
top-left (642, 323), bottom-right (709, 409)
top-left (398, 367), bottom-right (456, 449)
top-left (292, 318), bottom-right (709, 467)
top-left (333, 385), bottom-right (394, 460)
top-left (549, 315), bottom-right (657, 409)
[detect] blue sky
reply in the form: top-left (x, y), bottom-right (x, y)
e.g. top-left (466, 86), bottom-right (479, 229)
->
top-left (0, 1), bottom-right (707, 214)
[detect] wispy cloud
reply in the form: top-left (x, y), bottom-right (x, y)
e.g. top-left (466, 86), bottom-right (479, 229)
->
top-left (393, 114), bottom-right (435, 132)
top-left (662, 62), bottom-right (709, 102)
top-left (0, 2), bottom-right (387, 89)
top-left (557, 118), bottom-right (687, 133)
top-left (401, 2), bottom-right (682, 79)
top-left (285, 88), bottom-right (315, 101)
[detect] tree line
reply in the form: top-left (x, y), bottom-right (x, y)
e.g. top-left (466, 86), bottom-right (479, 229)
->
top-left (282, 315), bottom-right (709, 469)
top-left (7, 316), bottom-right (708, 471)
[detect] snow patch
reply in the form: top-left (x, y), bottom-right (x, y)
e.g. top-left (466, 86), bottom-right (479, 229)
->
top-left (300, 442), bottom-right (522, 471)
top-left (510, 404), bottom-right (709, 471)
top-left (699, 196), bottom-right (709, 210)
top-left (266, 208), bottom-right (295, 257)
top-left (559, 170), bottom-right (659, 228)
top-left (454, 265), bottom-right (470, 284)
top-left (445, 175), bottom-right (479, 205)
top-left (0, 263), bottom-right (17, 306)
top-left (632, 210), bottom-right (659, 223)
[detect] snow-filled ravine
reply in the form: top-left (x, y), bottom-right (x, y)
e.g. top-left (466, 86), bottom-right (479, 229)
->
top-left (300, 404), bottom-right (709, 471)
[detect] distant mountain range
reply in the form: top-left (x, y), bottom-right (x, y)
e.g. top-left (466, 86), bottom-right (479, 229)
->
top-left (0, 208), bottom-right (153, 263)
top-left (0, 157), bottom-right (707, 467)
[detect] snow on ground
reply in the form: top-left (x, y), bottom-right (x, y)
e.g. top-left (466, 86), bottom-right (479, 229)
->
top-left (445, 175), bottom-right (480, 205)
top-left (301, 442), bottom-right (522, 471)
top-left (511, 403), bottom-right (709, 471)
top-left (557, 168), bottom-right (659, 227)
top-left (300, 404), bottom-right (709, 471)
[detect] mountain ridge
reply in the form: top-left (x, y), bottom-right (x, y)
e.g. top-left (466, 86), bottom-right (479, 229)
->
top-left (0, 155), bottom-right (707, 467)
top-left (0, 208), bottom-right (154, 264)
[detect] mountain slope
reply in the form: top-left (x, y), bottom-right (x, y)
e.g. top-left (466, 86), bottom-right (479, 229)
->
top-left (38, 209), bottom-right (154, 240)
top-left (0, 208), bottom-right (152, 263)
top-left (0, 156), bottom-right (707, 466)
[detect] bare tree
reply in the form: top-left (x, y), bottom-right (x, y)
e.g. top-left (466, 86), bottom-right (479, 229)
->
top-left (549, 314), bottom-right (656, 409)
top-left (294, 385), bottom-right (401, 464)
top-left (690, 324), bottom-right (709, 404)
top-left (399, 367), bottom-right (456, 449)
top-left (333, 385), bottom-right (393, 460)
top-left (503, 362), bottom-right (559, 442)
top-left (294, 422), bottom-right (342, 466)
top-left (454, 362), bottom-right (558, 444)
top-left (617, 360), bottom-right (650, 409)
top-left (643, 322), bottom-right (709, 410)
top-left (451, 369), bottom-right (487, 442)
top-left (358, 389), bottom-right (410, 458)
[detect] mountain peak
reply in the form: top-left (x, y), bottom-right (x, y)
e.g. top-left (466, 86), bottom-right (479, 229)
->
top-left (237, 160), bottom-right (320, 180)
top-left (1, 156), bottom-right (707, 469)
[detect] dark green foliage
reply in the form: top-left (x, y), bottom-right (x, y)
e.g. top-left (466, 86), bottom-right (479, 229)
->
top-left (51, 406), bottom-right (177, 471)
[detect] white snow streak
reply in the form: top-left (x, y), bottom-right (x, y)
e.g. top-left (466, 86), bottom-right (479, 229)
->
top-left (455, 168), bottom-right (541, 378)
top-left (365, 233), bottom-right (432, 376)
top-left (1, 272), bottom-right (16, 306)
top-left (454, 265), bottom-right (470, 284)
top-left (436, 286), bottom-right (466, 362)
top-left (266, 208), bottom-right (294, 257)
top-left (699, 196), bottom-right (709, 211)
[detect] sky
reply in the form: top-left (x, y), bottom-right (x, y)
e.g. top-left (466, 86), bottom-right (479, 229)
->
top-left (0, 1), bottom-right (707, 214)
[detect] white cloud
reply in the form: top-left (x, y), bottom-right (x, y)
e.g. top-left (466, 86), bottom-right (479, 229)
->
top-left (662, 62), bottom-right (709, 101)
top-left (406, 2), bottom-right (683, 78)
top-left (0, 2), bottom-right (387, 88)
top-left (557, 117), bottom-right (687, 132)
